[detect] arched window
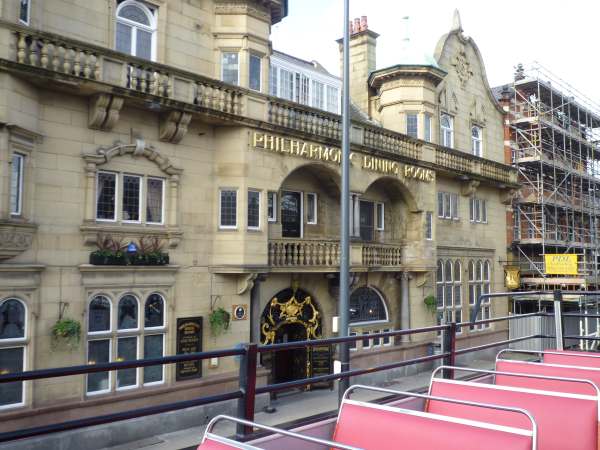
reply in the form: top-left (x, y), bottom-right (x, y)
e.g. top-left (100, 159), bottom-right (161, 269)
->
top-left (116, 1), bottom-right (156, 60)
top-left (86, 293), bottom-right (166, 395)
top-left (349, 287), bottom-right (388, 324)
top-left (0, 298), bottom-right (27, 408)
top-left (471, 126), bottom-right (483, 157)
top-left (436, 260), bottom-right (463, 333)
top-left (440, 114), bottom-right (453, 148)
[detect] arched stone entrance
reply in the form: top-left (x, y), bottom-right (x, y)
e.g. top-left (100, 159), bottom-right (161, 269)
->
top-left (260, 285), bottom-right (323, 385)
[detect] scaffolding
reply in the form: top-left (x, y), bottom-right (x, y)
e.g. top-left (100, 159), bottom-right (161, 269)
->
top-left (506, 62), bottom-right (600, 290)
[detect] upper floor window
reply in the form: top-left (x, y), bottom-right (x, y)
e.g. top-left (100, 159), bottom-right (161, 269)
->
top-left (96, 172), bottom-right (165, 225)
top-left (19, 0), bottom-right (30, 25)
top-left (311, 81), bottom-right (324, 110)
top-left (425, 211), bottom-right (433, 240)
top-left (221, 52), bottom-right (239, 85)
top-left (437, 192), bottom-right (458, 220)
top-left (279, 69), bottom-right (294, 101)
top-left (269, 65), bottom-right (278, 96)
top-left (10, 153), bottom-right (24, 216)
top-left (406, 114), bottom-right (418, 138)
top-left (249, 54), bottom-right (261, 91)
top-left (219, 189), bottom-right (237, 229)
top-left (267, 192), bottom-right (277, 222)
top-left (247, 190), bottom-right (260, 230)
top-left (469, 197), bottom-right (487, 224)
top-left (0, 298), bottom-right (27, 409)
top-left (349, 287), bottom-right (389, 325)
top-left (472, 126), bottom-right (483, 157)
top-left (424, 114), bottom-right (432, 142)
top-left (327, 86), bottom-right (340, 114)
top-left (116, 1), bottom-right (156, 61)
top-left (441, 114), bottom-right (454, 148)
top-left (86, 293), bottom-right (166, 395)
top-left (306, 192), bottom-right (317, 225)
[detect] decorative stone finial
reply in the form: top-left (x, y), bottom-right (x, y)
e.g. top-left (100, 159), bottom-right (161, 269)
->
top-left (451, 9), bottom-right (463, 33)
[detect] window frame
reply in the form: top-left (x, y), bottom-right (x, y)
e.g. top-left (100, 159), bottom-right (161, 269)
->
top-left (306, 192), bottom-right (318, 225)
top-left (425, 211), bottom-right (433, 240)
top-left (349, 286), bottom-right (390, 327)
top-left (18, 0), bottom-right (31, 25)
top-left (10, 153), bottom-right (25, 217)
top-left (375, 202), bottom-right (385, 231)
top-left (471, 125), bottom-right (483, 157)
top-left (86, 337), bottom-right (113, 396)
top-left (142, 332), bottom-right (166, 386)
top-left (115, 0), bottom-right (157, 61)
top-left (87, 295), bottom-right (113, 336)
top-left (221, 51), bottom-right (240, 86)
top-left (122, 174), bottom-right (143, 224)
top-left (146, 176), bottom-right (165, 225)
top-left (326, 85), bottom-right (340, 113)
top-left (440, 114), bottom-right (454, 148)
top-left (311, 80), bottom-right (325, 110)
top-left (96, 171), bottom-right (119, 223)
top-left (406, 113), bottom-right (418, 138)
top-left (247, 189), bottom-right (261, 231)
top-left (117, 294), bottom-right (141, 332)
top-left (361, 330), bottom-right (371, 350)
top-left (115, 335), bottom-right (140, 391)
top-left (219, 188), bottom-right (238, 230)
top-left (424, 114), bottom-right (432, 142)
top-left (267, 192), bottom-right (277, 223)
top-left (0, 297), bottom-right (28, 409)
top-left (249, 53), bottom-right (262, 92)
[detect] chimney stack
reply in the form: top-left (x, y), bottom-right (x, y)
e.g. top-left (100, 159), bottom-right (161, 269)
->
top-left (338, 16), bottom-right (379, 116)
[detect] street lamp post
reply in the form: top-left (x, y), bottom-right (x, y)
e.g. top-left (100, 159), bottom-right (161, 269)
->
top-left (338, 0), bottom-right (351, 405)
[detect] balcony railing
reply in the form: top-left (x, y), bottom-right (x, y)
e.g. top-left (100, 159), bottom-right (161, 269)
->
top-left (268, 239), bottom-right (403, 269)
top-left (3, 22), bottom-right (516, 187)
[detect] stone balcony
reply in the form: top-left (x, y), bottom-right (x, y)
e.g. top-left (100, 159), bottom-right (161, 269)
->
top-left (268, 239), bottom-right (403, 272)
top-left (0, 221), bottom-right (37, 261)
top-left (0, 20), bottom-right (517, 188)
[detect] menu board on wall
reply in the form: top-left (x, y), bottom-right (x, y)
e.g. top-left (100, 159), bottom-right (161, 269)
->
top-left (310, 345), bottom-right (333, 389)
top-left (176, 317), bottom-right (203, 381)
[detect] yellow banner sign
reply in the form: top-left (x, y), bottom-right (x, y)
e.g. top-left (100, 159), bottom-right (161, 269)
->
top-left (251, 132), bottom-right (435, 182)
top-left (544, 254), bottom-right (578, 275)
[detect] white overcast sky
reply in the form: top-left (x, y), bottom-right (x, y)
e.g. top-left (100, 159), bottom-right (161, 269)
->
top-left (272, 0), bottom-right (600, 107)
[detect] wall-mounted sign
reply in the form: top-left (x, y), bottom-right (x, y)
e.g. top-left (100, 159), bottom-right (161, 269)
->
top-left (545, 254), bottom-right (578, 275)
top-left (251, 132), bottom-right (434, 182)
top-left (232, 304), bottom-right (248, 321)
top-left (176, 317), bottom-right (203, 381)
top-left (309, 345), bottom-right (333, 390)
top-left (504, 266), bottom-right (520, 290)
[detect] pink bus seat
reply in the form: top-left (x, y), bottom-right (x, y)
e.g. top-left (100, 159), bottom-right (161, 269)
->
top-left (198, 435), bottom-right (259, 449)
top-left (429, 378), bottom-right (598, 450)
top-left (332, 399), bottom-right (534, 450)
top-left (543, 350), bottom-right (600, 369)
top-left (496, 359), bottom-right (600, 396)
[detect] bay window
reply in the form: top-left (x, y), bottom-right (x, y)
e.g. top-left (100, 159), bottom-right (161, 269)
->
top-left (327, 86), bottom-right (339, 113)
top-left (311, 81), bottom-right (324, 109)
top-left (10, 153), bottom-right (24, 216)
top-left (247, 190), bottom-right (260, 230)
top-left (219, 189), bottom-right (237, 229)
top-left (221, 52), bottom-right (239, 85)
top-left (406, 113), bottom-right (418, 138)
top-left (424, 114), bottom-right (432, 142)
top-left (249, 54), bottom-right (262, 91)
top-left (19, 0), bottom-right (30, 25)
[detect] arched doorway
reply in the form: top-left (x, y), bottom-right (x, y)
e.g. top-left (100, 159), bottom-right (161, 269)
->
top-left (260, 285), bottom-right (322, 385)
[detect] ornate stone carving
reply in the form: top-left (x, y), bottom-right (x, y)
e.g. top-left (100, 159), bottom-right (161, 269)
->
top-left (88, 94), bottom-right (124, 131)
top-left (159, 111), bottom-right (192, 144)
top-left (237, 273), bottom-right (259, 295)
top-left (460, 179), bottom-right (480, 196)
top-left (470, 97), bottom-right (487, 125)
top-left (500, 188), bottom-right (518, 205)
top-left (83, 140), bottom-right (183, 176)
top-left (0, 222), bottom-right (37, 261)
top-left (452, 50), bottom-right (473, 89)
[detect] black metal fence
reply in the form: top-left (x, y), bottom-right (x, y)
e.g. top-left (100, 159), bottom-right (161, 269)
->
top-left (1, 290), bottom-right (595, 444)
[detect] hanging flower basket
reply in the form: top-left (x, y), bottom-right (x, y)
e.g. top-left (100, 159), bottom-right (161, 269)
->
top-left (209, 307), bottom-right (231, 337)
top-left (423, 295), bottom-right (437, 315)
top-left (51, 318), bottom-right (82, 351)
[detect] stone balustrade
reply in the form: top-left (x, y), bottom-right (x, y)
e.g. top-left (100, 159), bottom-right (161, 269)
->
top-left (268, 239), bottom-right (403, 269)
top-left (5, 22), bottom-right (516, 187)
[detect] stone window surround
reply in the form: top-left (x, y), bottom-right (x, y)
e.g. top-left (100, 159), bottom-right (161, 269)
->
top-left (82, 140), bottom-right (183, 248)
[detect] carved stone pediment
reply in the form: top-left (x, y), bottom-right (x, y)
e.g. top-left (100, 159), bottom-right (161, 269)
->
top-left (88, 94), bottom-right (124, 131)
top-left (80, 223), bottom-right (183, 249)
top-left (0, 222), bottom-right (37, 261)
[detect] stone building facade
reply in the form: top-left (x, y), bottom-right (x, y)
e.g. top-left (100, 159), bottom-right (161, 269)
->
top-left (0, 1), bottom-right (516, 434)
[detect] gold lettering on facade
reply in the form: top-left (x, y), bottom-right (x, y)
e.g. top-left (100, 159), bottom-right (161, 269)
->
top-left (251, 132), bottom-right (434, 182)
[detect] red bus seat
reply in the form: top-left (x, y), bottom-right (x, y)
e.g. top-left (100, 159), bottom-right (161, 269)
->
top-left (429, 378), bottom-right (598, 450)
top-left (198, 436), bottom-right (258, 449)
top-left (543, 350), bottom-right (600, 369)
top-left (496, 359), bottom-right (600, 396)
top-left (332, 398), bottom-right (535, 450)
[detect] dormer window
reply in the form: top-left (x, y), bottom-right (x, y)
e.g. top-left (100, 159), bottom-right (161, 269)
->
top-left (116, 1), bottom-right (157, 61)
top-left (441, 114), bottom-right (454, 148)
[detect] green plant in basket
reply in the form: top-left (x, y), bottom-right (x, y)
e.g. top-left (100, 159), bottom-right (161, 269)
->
top-left (209, 307), bottom-right (231, 337)
top-left (51, 318), bottom-right (82, 350)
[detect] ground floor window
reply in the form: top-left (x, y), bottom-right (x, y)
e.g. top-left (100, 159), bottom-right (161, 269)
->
top-left (0, 298), bottom-right (27, 409)
top-left (86, 293), bottom-right (166, 395)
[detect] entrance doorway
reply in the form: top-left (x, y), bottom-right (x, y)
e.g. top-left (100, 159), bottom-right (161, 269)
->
top-left (281, 191), bottom-right (302, 238)
top-left (273, 323), bottom-right (309, 383)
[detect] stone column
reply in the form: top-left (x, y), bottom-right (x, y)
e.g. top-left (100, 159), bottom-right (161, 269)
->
top-left (249, 275), bottom-right (265, 344)
top-left (400, 271), bottom-right (410, 343)
top-left (168, 174), bottom-right (179, 227)
top-left (84, 163), bottom-right (97, 221)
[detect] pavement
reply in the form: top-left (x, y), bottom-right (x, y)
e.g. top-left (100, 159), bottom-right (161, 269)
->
top-left (99, 358), bottom-right (499, 450)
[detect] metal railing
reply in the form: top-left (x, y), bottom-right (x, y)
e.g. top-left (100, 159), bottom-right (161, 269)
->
top-left (4, 290), bottom-right (593, 444)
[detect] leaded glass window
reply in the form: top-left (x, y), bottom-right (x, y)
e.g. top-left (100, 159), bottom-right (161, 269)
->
top-left (220, 189), bottom-right (237, 228)
top-left (349, 287), bottom-right (388, 324)
top-left (122, 175), bottom-right (141, 222)
top-left (96, 172), bottom-right (117, 221)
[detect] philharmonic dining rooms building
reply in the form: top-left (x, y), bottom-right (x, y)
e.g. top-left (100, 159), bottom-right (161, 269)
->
top-left (0, 0), bottom-right (517, 434)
